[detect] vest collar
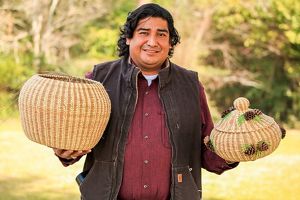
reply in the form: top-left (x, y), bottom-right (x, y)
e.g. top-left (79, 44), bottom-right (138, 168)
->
top-left (158, 60), bottom-right (172, 89)
top-left (126, 57), bottom-right (172, 89)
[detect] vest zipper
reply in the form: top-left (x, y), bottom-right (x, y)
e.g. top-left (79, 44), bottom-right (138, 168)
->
top-left (111, 69), bottom-right (140, 199)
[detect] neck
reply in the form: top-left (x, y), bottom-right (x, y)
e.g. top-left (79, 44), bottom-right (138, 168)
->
top-left (137, 63), bottom-right (162, 75)
top-left (141, 70), bottom-right (159, 75)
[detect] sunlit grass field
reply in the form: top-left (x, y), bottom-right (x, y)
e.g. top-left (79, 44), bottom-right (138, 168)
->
top-left (0, 119), bottom-right (299, 200)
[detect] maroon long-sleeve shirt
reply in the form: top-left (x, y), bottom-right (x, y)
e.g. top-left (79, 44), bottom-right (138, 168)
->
top-left (59, 70), bottom-right (237, 200)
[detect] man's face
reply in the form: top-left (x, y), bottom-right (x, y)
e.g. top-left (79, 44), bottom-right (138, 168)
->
top-left (126, 17), bottom-right (171, 75)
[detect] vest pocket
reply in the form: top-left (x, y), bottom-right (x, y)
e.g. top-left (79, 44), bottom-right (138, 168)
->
top-left (80, 160), bottom-right (114, 200)
top-left (172, 166), bottom-right (201, 200)
top-left (160, 111), bottom-right (171, 149)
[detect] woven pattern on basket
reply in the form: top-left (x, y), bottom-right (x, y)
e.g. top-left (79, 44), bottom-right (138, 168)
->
top-left (18, 73), bottom-right (111, 150)
top-left (210, 97), bottom-right (282, 162)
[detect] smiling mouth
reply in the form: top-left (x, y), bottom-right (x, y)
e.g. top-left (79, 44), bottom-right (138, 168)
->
top-left (143, 49), bottom-right (160, 53)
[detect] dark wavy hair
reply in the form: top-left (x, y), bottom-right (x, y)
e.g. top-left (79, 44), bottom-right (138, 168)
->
top-left (117, 3), bottom-right (180, 58)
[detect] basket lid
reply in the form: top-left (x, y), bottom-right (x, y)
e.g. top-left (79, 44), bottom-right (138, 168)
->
top-left (214, 97), bottom-right (276, 133)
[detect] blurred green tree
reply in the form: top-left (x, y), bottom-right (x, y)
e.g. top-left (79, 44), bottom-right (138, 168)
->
top-left (0, 0), bottom-right (299, 126)
top-left (204, 0), bottom-right (300, 125)
top-left (0, 0), bottom-right (114, 118)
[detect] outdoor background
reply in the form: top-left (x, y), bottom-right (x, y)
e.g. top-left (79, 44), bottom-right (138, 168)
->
top-left (0, 0), bottom-right (299, 199)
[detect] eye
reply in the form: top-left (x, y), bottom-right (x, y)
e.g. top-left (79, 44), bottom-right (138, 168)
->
top-left (158, 32), bottom-right (167, 37)
top-left (139, 31), bottom-right (148, 35)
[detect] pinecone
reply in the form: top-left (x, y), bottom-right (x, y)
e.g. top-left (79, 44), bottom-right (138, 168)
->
top-left (280, 126), bottom-right (286, 139)
top-left (221, 106), bottom-right (235, 118)
top-left (244, 110), bottom-right (256, 120)
top-left (204, 136), bottom-right (215, 152)
top-left (256, 141), bottom-right (269, 151)
top-left (253, 109), bottom-right (262, 116)
top-left (244, 144), bottom-right (256, 155)
top-left (207, 141), bottom-right (215, 152)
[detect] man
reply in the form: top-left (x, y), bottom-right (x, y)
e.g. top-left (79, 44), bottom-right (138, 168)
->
top-left (54, 3), bottom-right (238, 200)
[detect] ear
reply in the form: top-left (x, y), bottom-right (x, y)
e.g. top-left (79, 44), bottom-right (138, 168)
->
top-left (126, 38), bottom-right (131, 45)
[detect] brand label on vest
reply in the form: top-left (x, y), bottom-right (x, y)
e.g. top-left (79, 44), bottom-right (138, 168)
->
top-left (177, 174), bottom-right (182, 183)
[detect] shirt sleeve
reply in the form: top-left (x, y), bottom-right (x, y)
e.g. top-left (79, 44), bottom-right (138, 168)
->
top-left (199, 83), bottom-right (238, 174)
top-left (85, 71), bottom-right (93, 79)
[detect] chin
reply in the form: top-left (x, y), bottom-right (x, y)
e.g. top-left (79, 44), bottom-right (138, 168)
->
top-left (142, 59), bottom-right (160, 65)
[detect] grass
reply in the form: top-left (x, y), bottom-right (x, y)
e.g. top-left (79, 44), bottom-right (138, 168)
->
top-left (202, 129), bottom-right (300, 200)
top-left (0, 119), bottom-right (299, 200)
top-left (0, 119), bottom-right (84, 200)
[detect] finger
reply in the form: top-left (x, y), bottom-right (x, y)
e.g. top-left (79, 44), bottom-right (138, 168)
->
top-left (70, 150), bottom-right (83, 158)
top-left (83, 150), bottom-right (92, 154)
top-left (53, 148), bottom-right (65, 156)
top-left (79, 149), bottom-right (91, 156)
top-left (71, 149), bottom-right (91, 158)
top-left (60, 150), bottom-right (74, 159)
top-left (80, 149), bottom-right (91, 155)
top-left (72, 149), bottom-right (91, 157)
top-left (203, 136), bottom-right (209, 145)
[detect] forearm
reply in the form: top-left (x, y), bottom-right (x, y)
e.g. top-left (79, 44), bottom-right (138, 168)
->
top-left (199, 84), bottom-right (239, 174)
top-left (201, 147), bottom-right (239, 174)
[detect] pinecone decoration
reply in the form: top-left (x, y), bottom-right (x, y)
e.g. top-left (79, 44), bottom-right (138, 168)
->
top-left (280, 126), bottom-right (286, 139)
top-left (244, 144), bottom-right (256, 155)
top-left (221, 106), bottom-right (235, 118)
top-left (244, 110), bottom-right (256, 120)
top-left (204, 136), bottom-right (215, 152)
top-left (256, 141), bottom-right (269, 151)
top-left (253, 109), bottom-right (262, 116)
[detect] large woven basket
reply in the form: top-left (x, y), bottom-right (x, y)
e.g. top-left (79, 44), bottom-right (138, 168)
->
top-left (18, 73), bottom-right (111, 150)
top-left (209, 97), bottom-right (284, 162)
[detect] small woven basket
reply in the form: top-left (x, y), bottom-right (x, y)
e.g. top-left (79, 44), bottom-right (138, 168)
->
top-left (209, 97), bottom-right (283, 162)
top-left (18, 73), bottom-right (111, 150)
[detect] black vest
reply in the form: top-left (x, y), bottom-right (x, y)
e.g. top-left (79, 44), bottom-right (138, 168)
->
top-left (80, 57), bottom-right (203, 200)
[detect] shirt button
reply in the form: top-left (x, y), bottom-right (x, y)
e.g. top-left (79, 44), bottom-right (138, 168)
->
top-left (144, 135), bottom-right (149, 139)
top-left (143, 184), bottom-right (148, 189)
top-left (144, 160), bottom-right (149, 164)
top-left (144, 113), bottom-right (149, 117)
top-left (145, 91), bottom-right (149, 95)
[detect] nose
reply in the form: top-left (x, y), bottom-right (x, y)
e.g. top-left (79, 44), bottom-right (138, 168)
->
top-left (147, 35), bottom-right (158, 47)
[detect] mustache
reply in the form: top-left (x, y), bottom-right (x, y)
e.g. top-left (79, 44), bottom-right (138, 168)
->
top-left (142, 44), bottom-right (161, 51)
top-left (142, 47), bottom-right (161, 51)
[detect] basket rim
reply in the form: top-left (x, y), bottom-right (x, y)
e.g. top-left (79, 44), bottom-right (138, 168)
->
top-left (37, 73), bottom-right (99, 84)
top-left (213, 121), bottom-right (279, 133)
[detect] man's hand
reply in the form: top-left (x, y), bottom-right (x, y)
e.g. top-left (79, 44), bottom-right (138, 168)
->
top-left (53, 148), bottom-right (91, 160)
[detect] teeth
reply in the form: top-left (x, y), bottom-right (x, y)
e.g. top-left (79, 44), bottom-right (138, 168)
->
top-left (144, 49), bottom-right (158, 53)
